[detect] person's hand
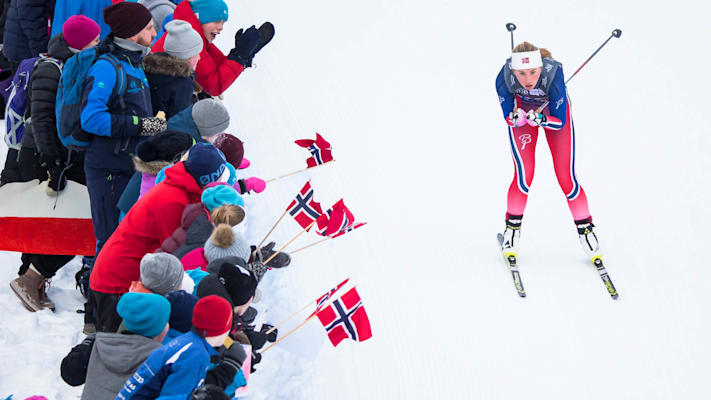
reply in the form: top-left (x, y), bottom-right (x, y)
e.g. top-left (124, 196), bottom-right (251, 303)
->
top-left (40, 154), bottom-right (67, 193)
top-left (260, 242), bottom-right (291, 268)
top-left (244, 177), bottom-right (266, 193)
top-left (223, 342), bottom-right (247, 369)
top-left (238, 157), bottom-right (250, 169)
top-left (228, 26), bottom-right (260, 66)
top-left (139, 117), bottom-right (167, 136)
top-left (507, 108), bottom-right (527, 127)
top-left (526, 110), bottom-right (547, 127)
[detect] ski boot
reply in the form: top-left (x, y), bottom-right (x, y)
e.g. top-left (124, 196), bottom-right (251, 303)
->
top-left (500, 214), bottom-right (523, 257)
top-left (575, 217), bottom-right (600, 258)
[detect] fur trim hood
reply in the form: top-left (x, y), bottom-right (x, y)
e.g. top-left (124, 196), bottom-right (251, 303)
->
top-left (133, 157), bottom-right (172, 175)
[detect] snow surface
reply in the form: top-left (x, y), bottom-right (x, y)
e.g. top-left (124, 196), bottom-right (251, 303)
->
top-left (2, 0), bottom-right (711, 398)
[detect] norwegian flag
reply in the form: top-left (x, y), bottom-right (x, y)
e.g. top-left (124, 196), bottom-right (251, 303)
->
top-left (286, 181), bottom-right (323, 230)
top-left (309, 278), bottom-right (350, 317)
top-left (295, 133), bottom-right (334, 168)
top-left (315, 199), bottom-right (355, 237)
top-left (522, 57), bottom-right (530, 64)
top-left (332, 222), bottom-right (367, 239)
top-left (316, 287), bottom-right (372, 347)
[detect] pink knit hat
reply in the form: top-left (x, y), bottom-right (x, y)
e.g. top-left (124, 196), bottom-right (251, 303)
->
top-left (62, 15), bottom-right (101, 50)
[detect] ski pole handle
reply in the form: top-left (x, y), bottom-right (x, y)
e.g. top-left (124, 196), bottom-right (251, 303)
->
top-left (506, 22), bottom-right (516, 50)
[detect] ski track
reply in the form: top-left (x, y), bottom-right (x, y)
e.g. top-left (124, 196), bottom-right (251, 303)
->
top-left (2, 0), bottom-right (711, 398)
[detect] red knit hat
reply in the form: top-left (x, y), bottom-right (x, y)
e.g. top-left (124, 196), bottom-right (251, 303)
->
top-left (192, 295), bottom-right (233, 337)
top-left (62, 15), bottom-right (101, 50)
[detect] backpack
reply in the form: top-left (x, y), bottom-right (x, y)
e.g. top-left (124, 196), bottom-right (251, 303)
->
top-left (4, 55), bottom-right (62, 150)
top-left (55, 48), bottom-right (127, 150)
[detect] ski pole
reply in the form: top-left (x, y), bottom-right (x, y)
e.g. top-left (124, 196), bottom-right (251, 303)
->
top-left (536, 28), bottom-right (622, 113)
top-left (506, 23), bottom-right (516, 50)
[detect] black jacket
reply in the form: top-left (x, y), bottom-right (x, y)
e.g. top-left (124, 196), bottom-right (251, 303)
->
top-left (22, 33), bottom-right (73, 158)
top-left (2, 0), bottom-right (53, 62)
top-left (143, 52), bottom-right (199, 119)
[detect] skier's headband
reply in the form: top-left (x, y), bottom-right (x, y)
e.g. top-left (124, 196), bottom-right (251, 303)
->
top-left (511, 50), bottom-right (543, 70)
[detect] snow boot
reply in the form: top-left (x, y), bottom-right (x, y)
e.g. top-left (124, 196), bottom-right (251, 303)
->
top-left (501, 214), bottom-right (523, 255)
top-left (9, 267), bottom-right (52, 312)
top-left (575, 217), bottom-right (600, 258)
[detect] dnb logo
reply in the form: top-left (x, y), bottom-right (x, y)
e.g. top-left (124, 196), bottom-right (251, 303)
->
top-left (522, 57), bottom-right (530, 64)
top-left (519, 134), bottom-right (532, 150)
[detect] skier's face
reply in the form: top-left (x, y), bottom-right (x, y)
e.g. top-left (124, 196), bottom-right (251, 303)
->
top-left (513, 67), bottom-right (542, 91)
top-left (202, 21), bottom-right (225, 43)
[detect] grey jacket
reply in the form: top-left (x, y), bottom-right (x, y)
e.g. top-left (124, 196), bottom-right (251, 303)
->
top-left (80, 332), bottom-right (162, 400)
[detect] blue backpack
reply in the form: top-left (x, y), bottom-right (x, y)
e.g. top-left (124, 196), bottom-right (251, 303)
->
top-left (4, 55), bottom-right (62, 150)
top-left (55, 48), bottom-right (126, 149)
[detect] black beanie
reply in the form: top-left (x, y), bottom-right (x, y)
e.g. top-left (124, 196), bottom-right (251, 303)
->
top-left (103, 2), bottom-right (153, 39)
top-left (136, 131), bottom-right (194, 163)
top-left (216, 261), bottom-right (257, 306)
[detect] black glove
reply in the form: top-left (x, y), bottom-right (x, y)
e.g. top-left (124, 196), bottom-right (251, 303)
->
top-left (236, 22), bottom-right (275, 68)
top-left (260, 242), bottom-right (291, 268)
top-left (224, 342), bottom-right (247, 369)
top-left (139, 117), bottom-right (167, 136)
top-left (60, 334), bottom-right (95, 386)
top-left (250, 350), bottom-right (262, 373)
top-left (228, 26), bottom-right (260, 67)
top-left (244, 324), bottom-right (278, 351)
top-left (40, 153), bottom-right (68, 192)
top-left (237, 306), bottom-right (258, 325)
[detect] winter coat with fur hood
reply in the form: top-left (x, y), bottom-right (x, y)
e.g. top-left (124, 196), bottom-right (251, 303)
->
top-left (143, 52), bottom-right (200, 119)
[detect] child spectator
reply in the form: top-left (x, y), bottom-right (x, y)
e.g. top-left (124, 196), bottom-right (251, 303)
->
top-left (116, 295), bottom-right (233, 399)
top-left (129, 253), bottom-right (185, 295)
top-left (81, 293), bottom-right (171, 399)
top-left (167, 98), bottom-right (229, 142)
top-left (181, 223), bottom-right (250, 272)
top-left (164, 290), bottom-right (199, 343)
top-left (144, 20), bottom-right (203, 118)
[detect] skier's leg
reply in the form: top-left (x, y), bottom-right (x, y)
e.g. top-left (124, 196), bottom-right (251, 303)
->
top-left (506, 124), bottom-right (539, 217)
top-left (545, 101), bottom-right (590, 221)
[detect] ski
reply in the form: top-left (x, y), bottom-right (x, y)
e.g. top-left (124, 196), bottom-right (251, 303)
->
top-left (497, 233), bottom-right (526, 298)
top-left (591, 256), bottom-right (619, 300)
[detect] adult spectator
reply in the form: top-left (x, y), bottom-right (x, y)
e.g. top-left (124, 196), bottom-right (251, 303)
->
top-left (2, 0), bottom-right (53, 75)
top-left (50, 0), bottom-right (113, 41)
top-left (80, 1), bottom-right (165, 256)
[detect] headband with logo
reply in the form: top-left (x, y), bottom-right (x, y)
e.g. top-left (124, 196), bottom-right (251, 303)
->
top-left (511, 50), bottom-right (542, 70)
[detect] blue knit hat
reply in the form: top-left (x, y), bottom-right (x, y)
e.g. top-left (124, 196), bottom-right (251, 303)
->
top-left (190, 0), bottom-right (229, 24)
top-left (201, 184), bottom-right (244, 211)
top-left (116, 293), bottom-right (171, 338)
top-left (184, 143), bottom-right (227, 187)
top-left (166, 290), bottom-right (199, 334)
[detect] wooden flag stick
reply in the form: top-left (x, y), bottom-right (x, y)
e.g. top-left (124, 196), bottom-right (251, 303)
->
top-left (290, 237), bottom-right (332, 255)
top-left (256, 208), bottom-right (289, 250)
top-left (259, 314), bottom-right (317, 354)
top-left (263, 220), bottom-right (315, 265)
top-left (266, 160), bottom-right (335, 183)
top-left (264, 300), bottom-right (316, 335)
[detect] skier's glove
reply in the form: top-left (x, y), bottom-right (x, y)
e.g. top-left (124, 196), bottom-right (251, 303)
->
top-left (507, 108), bottom-right (527, 127)
top-left (139, 117), bottom-right (167, 136)
top-left (526, 110), bottom-right (547, 127)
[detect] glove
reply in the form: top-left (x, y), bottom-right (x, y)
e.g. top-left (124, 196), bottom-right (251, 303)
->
top-left (244, 324), bottom-right (278, 351)
top-left (139, 117), bottom-right (167, 136)
top-left (247, 260), bottom-right (268, 281)
top-left (260, 242), bottom-right (291, 268)
top-left (507, 108), bottom-right (527, 127)
top-left (238, 157), bottom-right (250, 169)
top-left (250, 350), bottom-right (262, 373)
top-left (228, 26), bottom-right (260, 67)
top-left (244, 177), bottom-right (266, 193)
top-left (526, 110), bottom-right (547, 127)
top-left (223, 342), bottom-right (247, 369)
top-left (40, 154), bottom-right (67, 193)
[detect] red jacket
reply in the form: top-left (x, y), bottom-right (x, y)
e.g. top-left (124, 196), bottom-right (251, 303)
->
top-left (90, 163), bottom-right (203, 294)
top-left (152, 1), bottom-right (245, 97)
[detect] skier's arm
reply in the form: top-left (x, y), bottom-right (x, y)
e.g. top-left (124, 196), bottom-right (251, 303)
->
top-left (540, 68), bottom-right (567, 130)
top-left (495, 65), bottom-right (515, 122)
top-left (80, 60), bottom-right (142, 138)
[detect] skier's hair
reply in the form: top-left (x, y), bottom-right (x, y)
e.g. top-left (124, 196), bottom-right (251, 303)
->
top-left (211, 204), bottom-right (245, 227)
top-left (513, 42), bottom-right (552, 59)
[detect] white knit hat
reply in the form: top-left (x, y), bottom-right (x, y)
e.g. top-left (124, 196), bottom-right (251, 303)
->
top-left (511, 50), bottom-right (542, 70)
top-left (164, 20), bottom-right (203, 60)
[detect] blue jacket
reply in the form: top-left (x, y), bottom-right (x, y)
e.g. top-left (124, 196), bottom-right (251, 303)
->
top-left (51, 0), bottom-right (113, 40)
top-left (116, 329), bottom-right (217, 400)
top-left (2, 0), bottom-right (52, 62)
top-left (166, 104), bottom-right (200, 142)
top-left (80, 36), bottom-right (153, 171)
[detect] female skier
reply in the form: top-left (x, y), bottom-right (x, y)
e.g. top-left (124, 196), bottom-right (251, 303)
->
top-left (495, 42), bottom-right (599, 258)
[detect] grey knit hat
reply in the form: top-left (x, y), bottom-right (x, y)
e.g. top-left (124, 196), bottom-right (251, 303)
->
top-left (140, 253), bottom-right (184, 295)
top-left (204, 224), bottom-right (251, 263)
top-left (192, 99), bottom-right (230, 137)
top-left (163, 20), bottom-right (203, 60)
